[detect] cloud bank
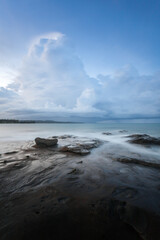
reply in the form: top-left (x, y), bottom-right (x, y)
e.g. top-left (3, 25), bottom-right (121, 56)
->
top-left (0, 32), bottom-right (160, 121)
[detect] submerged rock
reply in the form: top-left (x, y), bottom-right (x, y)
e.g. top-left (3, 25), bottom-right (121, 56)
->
top-left (77, 140), bottom-right (101, 149)
top-left (119, 130), bottom-right (128, 133)
top-left (58, 135), bottom-right (75, 139)
top-left (126, 134), bottom-right (160, 146)
top-left (60, 145), bottom-right (90, 155)
top-left (102, 132), bottom-right (112, 135)
top-left (113, 156), bottom-right (160, 169)
top-left (35, 137), bottom-right (58, 147)
top-left (60, 139), bottom-right (102, 155)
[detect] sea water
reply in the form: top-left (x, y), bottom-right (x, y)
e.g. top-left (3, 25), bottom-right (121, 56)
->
top-left (0, 123), bottom-right (159, 141)
top-left (0, 123), bottom-right (160, 164)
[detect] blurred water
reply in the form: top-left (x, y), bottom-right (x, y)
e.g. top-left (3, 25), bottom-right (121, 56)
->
top-left (0, 123), bottom-right (159, 141)
top-left (0, 123), bottom-right (160, 204)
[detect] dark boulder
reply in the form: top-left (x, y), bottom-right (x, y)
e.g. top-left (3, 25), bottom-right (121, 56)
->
top-left (35, 137), bottom-right (58, 147)
top-left (126, 134), bottom-right (160, 146)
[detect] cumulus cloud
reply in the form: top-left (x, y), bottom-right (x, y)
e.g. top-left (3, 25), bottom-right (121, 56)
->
top-left (15, 32), bottom-right (98, 113)
top-left (0, 32), bottom-right (160, 120)
top-left (96, 66), bottom-right (160, 118)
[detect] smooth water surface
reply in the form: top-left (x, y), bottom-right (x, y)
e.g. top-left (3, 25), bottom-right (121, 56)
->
top-left (0, 123), bottom-right (159, 141)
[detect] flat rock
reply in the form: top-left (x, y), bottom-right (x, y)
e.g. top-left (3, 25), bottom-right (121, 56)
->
top-left (126, 134), bottom-right (160, 146)
top-left (60, 145), bottom-right (90, 155)
top-left (113, 156), bottom-right (160, 169)
top-left (60, 139), bottom-right (102, 155)
top-left (35, 137), bottom-right (58, 147)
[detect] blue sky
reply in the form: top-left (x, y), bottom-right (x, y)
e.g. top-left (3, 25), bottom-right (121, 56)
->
top-left (0, 0), bottom-right (160, 121)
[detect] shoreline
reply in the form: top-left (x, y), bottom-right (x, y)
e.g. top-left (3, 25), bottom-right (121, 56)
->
top-left (0, 134), bottom-right (160, 239)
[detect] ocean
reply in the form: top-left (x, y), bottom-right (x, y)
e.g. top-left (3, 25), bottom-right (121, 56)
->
top-left (0, 122), bottom-right (160, 141)
top-left (0, 122), bottom-right (159, 162)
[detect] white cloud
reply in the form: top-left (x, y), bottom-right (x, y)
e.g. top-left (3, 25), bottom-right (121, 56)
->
top-left (0, 32), bottom-right (160, 120)
top-left (14, 32), bottom-right (97, 113)
top-left (0, 67), bottom-right (18, 88)
top-left (96, 66), bottom-right (160, 117)
top-left (28, 32), bottom-right (65, 57)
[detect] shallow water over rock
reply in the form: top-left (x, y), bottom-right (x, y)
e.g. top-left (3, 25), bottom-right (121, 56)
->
top-left (0, 134), bottom-right (160, 239)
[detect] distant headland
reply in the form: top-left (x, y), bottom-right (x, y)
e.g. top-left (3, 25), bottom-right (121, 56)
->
top-left (0, 119), bottom-right (81, 124)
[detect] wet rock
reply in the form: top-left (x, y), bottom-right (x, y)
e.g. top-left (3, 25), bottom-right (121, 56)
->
top-left (35, 137), bottom-right (58, 147)
top-left (123, 205), bottom-right (148, 237)
top-left (68, 168), bottom-right (80, 174)
top-left (113, 156), bottom-right (160, 169)
top-left (102, 132), bottom-right (112, 135)
top-left (58, 135), bottom-right (75, 139)
top-left (57, 196), bottom-right (69, 204)
top-left (119, 130), bottom-right (128, 133)
top-left (60, 139), bottom-right (102, 155)
top-left (4, 151), bottom-right (18, 155)
top-left (112, 187), bottom-right (138, 200)
top-left (77, 140), bottom-right (101, 149)
top-left (108, 199), bottom-right (148, 238)
top-left (60, 145), bottom-right (90, 155)
top-left (126, 134), bottom-right (160, 146)
top-left (77, 161), bottom-right (83, 164)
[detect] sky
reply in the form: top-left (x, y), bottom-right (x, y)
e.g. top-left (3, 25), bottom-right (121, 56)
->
top-left (0, 0), bottom-right (160, 122)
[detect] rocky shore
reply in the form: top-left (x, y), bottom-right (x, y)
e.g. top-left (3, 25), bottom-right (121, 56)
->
top-left (0, 134), bottom-right (160, 240)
